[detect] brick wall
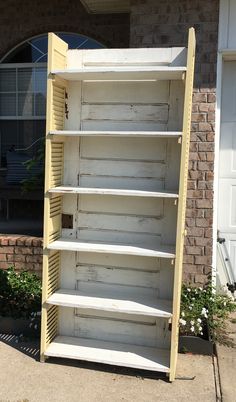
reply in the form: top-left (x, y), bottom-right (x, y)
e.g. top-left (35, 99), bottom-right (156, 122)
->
top-left (0, 235), bottom-right (43, 276)
top-left (0, 0), bottom-right (130, 59)
top-left (0, 1), bottom-right (130, 275)
top-left (130, 0), bottom-right (219, 284)
top-left (0, 0), bottom-right (219, 285)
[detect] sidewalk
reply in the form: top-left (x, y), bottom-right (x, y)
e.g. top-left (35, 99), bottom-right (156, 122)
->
top-left (0, 334), bottom-right (218, 402)
top-left (216, 312), bottom-right (236, 402)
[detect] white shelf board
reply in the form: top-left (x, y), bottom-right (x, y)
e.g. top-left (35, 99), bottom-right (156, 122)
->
top-left (48, 238), bottom-right (176, 259)
top-left (48, 186), bottom-right (179, 198)
top-left (47, 288), bottom-right (172, 318)
top-left (49, 130), bottom-right (182, 138)
top-left (51, 66), bottom-right (186, 81)
top-left (45, 336), bottom-right (170, 373)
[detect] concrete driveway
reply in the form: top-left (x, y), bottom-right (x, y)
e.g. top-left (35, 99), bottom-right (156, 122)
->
top-left (0, 335), bottom-right (218, 402)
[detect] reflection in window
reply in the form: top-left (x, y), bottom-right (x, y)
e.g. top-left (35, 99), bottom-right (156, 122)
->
top-left (0, 33), bottom-right (105, 168)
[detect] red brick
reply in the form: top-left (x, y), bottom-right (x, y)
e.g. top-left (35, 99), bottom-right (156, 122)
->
top-left (196, 218), bottom-right (213, 227)
top-left (191, 113), bottom-right (206, 122)
top-left (0, 262), bottom-right (12, 269)
top-left (193, 93), bottom-right (207, 103)
top-left (207, 93), bottom-right (216, 103)
top-left (187, 227), bottom-right (204, 237)
top-left (199, 122), bottom-right (212, 132)
top-left (185, 246), bottom-right (203, 255)
top-left (0, 238), bottom-right (9, 246)
top-left (14, 247), bottom-right (33, 255)
top-left (1, 246), bottom-right (14, 254)
top-left (13, 254), bottom-right (26, 262)
top-left (198, 161), bottom-right (214, 171)
top-left (194, 256), bottom-right (212, 265)
top-left (196, 199), bottom-right (212, 208)
top-left (187, 190), bottom-right (204, 198)
top-left (195, 237), bottom-right (213, 246)
top-left (0, 254), bottom-right (7, 261)
top-left (33, 247), bottom-right (43, 255)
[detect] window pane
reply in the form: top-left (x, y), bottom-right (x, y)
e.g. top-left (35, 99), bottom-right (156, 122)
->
top-left (0, 121), bottom-right (18, 166)
top-left (34, 67), bottom-right (47, 92)
top-left (35, 93), bottom-right (46, 116)
top-left (0, 94), bottom-right (16, 116)
top-left (18, 68), bottom-right (33, 92)
top-left (0, 120), bottom-right (46, 167)
top-left (0, 69), bottom-right (16, 92)
top-left (18, 92), bottom-right (34, 116)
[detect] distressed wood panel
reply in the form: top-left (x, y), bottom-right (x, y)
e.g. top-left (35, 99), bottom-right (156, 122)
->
top-left (74, 312), bottom-right (170, 349)
top-left (80, 137), bottom-right (168, 160)
top-left (81, 104), bottom-right (168, 122)
top-left (82, 81), bottom-right (169, 104)
top-left (80, 159), bottom-right (166, 178)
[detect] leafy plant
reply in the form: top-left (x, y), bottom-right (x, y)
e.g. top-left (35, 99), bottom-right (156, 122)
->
top-left (0, 267), bottom-right (42, 319)
top-left (179, 283), bottom-right (236, 345)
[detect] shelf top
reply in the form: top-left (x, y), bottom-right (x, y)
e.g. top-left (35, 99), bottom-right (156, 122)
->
top-left (49, 130), bottom-right (182, 138)
top-left (48, 186), bottom-right (179, 198)
top-left (51, 66), bottom-right (186, 81)
top-left (47, 288), bottom-right (173, 318)
top-left (48, 238), bottom-right (176, 259)
top-left (45, 336), bottom-right (170, 373)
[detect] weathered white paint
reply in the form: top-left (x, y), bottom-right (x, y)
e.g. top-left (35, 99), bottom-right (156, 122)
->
top-left (47, 289), bottom-right (172, 317)
top-left (49, 186), bottom-right (179, 198)
top-left (45, 336), bottom-right (170, 373)
top-left (48, 238), bottom-right (176, 258)
top-left (66, 48), bottom-right (186, 68)
top-left (42, 33), bottom-right (194, 380)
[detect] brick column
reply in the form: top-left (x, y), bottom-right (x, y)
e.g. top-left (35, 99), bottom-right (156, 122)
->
top-left (0, 235), bottom-right (43, 276)
top-left (130, 0), bottom-right (219, 285)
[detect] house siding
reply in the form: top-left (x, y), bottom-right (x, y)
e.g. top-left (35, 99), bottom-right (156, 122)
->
top-left (130, 0), bottom-right (219, 285)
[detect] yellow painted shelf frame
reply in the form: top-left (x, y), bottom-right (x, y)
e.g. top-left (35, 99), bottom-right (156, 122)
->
top-left (40, 29), bottom-right (195, 382)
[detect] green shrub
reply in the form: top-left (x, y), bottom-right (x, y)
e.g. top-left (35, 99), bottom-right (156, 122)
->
top-left (180, 283), bottom-right (236, 345)
top-left (0, 267), bottom-right (41, 319)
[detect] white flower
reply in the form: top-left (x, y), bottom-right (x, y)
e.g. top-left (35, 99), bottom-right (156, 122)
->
top-left (197, 318), bottom-right (202, 323)
top-left (181, 311), bottom-right (185, 317)
top-left (192, 297), bottom-right (195, 300)
top-left (200, 332), bottom-right (203, 335)
top-left (199, 326), bottom-right (203, 331)
top-left (212, 289), bottom-right (216, 294)
top-left (187, 288), bottom-right (191, 292)
top-left (201, 307), bottom-right (208, 318)
top-left (190, 326), bottom-right (195, 332)
top-left (189, 306), bottom-right (192, 310)
top-left (223, 301), bottom-right (227, 307)
top-left (179, 318), bottom-right (186, 326)
top-left (190, 320), bottom-right (195, 325)
top-left (199, 287), bottom-right (202, 291)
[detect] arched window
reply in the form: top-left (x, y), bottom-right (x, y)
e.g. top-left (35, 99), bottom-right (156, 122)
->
top-left (0, 33), bottom-right (104, 167)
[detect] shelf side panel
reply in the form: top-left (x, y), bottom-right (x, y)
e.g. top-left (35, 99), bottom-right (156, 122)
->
top-left (170, 27), bottom-right (196, 381)
top-left (41, 33), bottom-right (68, 362)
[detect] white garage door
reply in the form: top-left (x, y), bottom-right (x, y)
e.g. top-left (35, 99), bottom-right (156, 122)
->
top-left (218, 61), bottom-right (236, 285)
